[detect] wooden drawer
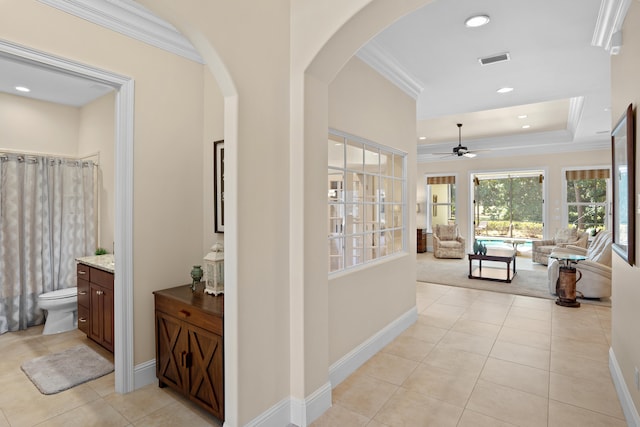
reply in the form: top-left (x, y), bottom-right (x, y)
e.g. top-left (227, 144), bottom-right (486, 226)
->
top-left (77, 278), bottom-right (90, 308)
top-left (77, 305), bottom-right (89, 334)
top-left (90, 267), bottom-right (113, 289)
top-left (77, 263), bottom-right (90, 281)
top-left (155, 293), bottom-right (223, 336)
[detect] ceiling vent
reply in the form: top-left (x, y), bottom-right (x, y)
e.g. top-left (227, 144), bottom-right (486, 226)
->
top-left (479, 52), bottom-right (511, 66)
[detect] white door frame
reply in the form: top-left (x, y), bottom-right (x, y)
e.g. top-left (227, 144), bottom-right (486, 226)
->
top-left (0, 39), bottom-right (135, 393)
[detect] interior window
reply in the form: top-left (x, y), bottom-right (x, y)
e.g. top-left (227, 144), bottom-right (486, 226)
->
top-left (328, 130), bottom-right (406, 273)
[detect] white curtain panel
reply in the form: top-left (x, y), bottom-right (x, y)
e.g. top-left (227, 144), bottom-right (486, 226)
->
top-left (0, 154), bottom-right (95, 334)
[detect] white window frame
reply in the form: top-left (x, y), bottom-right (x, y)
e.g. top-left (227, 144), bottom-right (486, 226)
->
top-left (328, 129), bottom-right (407, 275)
top-left (425, 174), bottom-right (458, 233)
top-left (561, 166), bottom-right (612, 233)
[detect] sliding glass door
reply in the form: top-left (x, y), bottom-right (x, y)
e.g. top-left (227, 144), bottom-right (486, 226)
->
top-left (473, 171), bottom-right (544, 240)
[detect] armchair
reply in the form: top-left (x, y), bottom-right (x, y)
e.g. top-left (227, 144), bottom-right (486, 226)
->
top-left (532, 228), bottom-right (589, 265)
top-left (547, 231), bottom-right (612, 299)
top-left (433, 224), bottom-right (465, 259)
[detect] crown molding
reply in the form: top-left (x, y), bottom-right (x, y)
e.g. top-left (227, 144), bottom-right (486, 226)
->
top-left (567, 96), bottom-right (585, 137)
top-left (37, 0), bottom-right (204, 63)
top-left (356, 40), bottom-right (424, 99)
top-left (417, 129), bottom-right (610, 163)
top-left (591, 0), bottom-right (632, 54)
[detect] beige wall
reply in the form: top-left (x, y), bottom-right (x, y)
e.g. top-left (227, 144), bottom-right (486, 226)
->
top-left (611, 0), bottom-right (640, 415)
top-left (0, 0), bottom-right (207, 371)
top-left (202, 69), bottom-right (225, 254)
top-left (79, 92), bottom-right (116, 252)
top-left (417, 150), bottom-right (611, 247)
top-left (328, 56), bottom-right (417, 364)
top-left (0, 92), bottom-right (79, 155)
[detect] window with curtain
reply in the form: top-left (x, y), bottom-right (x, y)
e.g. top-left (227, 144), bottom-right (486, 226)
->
top-left (328, 130), bottom-right (406, 273)
top-left (426, 176), bottom-right (456, 232)
top-left (565, 168), bottom-right (610, 233)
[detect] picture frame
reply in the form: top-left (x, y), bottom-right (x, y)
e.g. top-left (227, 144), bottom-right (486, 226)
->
top-left (214, 140), bottom-right (225, 233)
top-left (611, 104), bottom-right (635, 266)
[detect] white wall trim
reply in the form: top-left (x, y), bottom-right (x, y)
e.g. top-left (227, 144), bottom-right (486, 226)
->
top-left (37, 0), bottom-right (204, 63)
top-left (417, 129), bottom-right (610, 163)
top-left (609, 347), bottom-right (640, 427)
top-left (243, 306), bottom-right (416, 427)
top-left (329, 306), bottom-right (418, 387)
top-left (243, 397), bottom-right (291, 427)
top-left (0, 38), bottom-right (135, 394)
top-left (567, 96), bottom-right (585, 137)
top-left (357, 40), bottom-right (424, 99)
top-left (134, 359), bottom-right (157, 389)
top-left (290, 382), bottom-right (332, 427)
top-left (592, 0), bottom-right (633, 53)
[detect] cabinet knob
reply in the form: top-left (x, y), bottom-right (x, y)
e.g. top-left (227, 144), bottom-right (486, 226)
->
top-left (96, 290), bottom-right (104, 296)
top-left (79, 317), bottom-right (87, 323)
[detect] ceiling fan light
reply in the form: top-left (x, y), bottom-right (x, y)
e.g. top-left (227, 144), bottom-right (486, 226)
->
top-left (464, 152), bottom-right (477, 158)
top-left (497, 87), bottom-right (514, 94)
top-left (465, 15), bottom-right (490, 28)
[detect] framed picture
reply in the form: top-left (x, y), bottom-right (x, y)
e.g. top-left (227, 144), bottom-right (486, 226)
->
top-left (611, 104), bottom-right (635, 266)
top-left (214, 140), bottom-right (225, 233)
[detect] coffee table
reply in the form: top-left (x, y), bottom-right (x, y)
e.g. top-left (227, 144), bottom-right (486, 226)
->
top-left (468, 247), bottom-right (517, 283)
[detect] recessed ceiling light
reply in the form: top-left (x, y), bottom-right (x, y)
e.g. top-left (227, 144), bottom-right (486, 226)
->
top-left (465, 15), bottom-right (490, 28)
top-left (418, 136), bottom-right (427, 140)
top-left (15, 86), bottom-right (30, 92)
top-left (522, 124), bottom-right (531, 129)
top-left (517, 114), bottom-right (528, 119)
top-left (497, 87), bottom-right (514, 94)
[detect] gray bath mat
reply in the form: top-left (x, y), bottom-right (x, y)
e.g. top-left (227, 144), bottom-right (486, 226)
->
top-left (21, 344), bottom-right (113, 395)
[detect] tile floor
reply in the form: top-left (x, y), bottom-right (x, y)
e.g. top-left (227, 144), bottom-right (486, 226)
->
top-left (313, 282), bottom-right (625, 427)
top-left (0, 282), bottom-right (623, 427)
top-left (0, 325), bottom-right (222, 427)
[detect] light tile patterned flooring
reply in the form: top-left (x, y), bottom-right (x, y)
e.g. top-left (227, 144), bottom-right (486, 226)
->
top-left (313, 282), bottom-right (625, 427)
top-left (0, 326), bottom-right (222, 427)
top-left (0, 282), bottom-right (623, 427)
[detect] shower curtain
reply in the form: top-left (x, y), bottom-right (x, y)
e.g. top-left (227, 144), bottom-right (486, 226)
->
top-left (0, 153), bottom-right (96, 334)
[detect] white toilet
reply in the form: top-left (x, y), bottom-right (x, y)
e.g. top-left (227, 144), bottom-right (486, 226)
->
top-left (37, 287), bottom-right (78, 335)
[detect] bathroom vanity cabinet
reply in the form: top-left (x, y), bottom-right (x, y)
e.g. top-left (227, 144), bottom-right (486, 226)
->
top-left (77, 259), bottom-right (114, 353)
top-left (154, 284), bottom-right (224, 421)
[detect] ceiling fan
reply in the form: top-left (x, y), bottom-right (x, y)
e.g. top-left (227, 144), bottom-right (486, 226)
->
top-left (434, 123), bottom-right (480, 158)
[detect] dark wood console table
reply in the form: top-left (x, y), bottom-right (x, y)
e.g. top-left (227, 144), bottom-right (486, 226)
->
top-left (468, 248), bottom-right (517, 283)
top-left (154, 283), bottom-right (224, 421)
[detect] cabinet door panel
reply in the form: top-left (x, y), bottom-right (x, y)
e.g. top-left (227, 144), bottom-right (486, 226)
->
top-left (188, 324), bottom-right (224, 419)
top-left (156, 312), bottom-right (188, 391)
top-left (101, 286), bottom-right (114, 352)
top-left (89, 283), bottom-right (102, 342)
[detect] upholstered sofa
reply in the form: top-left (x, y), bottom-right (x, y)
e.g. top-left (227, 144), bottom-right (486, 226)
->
top-left (433, 224), bottom-right (465, 259)
top-left (532, 228), bottom-right (589, 265)
top-left (547, 230), bottom-right (612, 299)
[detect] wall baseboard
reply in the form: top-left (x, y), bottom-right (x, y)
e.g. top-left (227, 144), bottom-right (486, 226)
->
top-left (609, 347), bottom-right (640, 427)
top-left (290, 382), bottom-right (332, 426)
top-left (244, 305), bottom-right (417, 426)
top-left (329, 306), bottom-right (418, 388)
top-left (134, 359), bottom-right (157, 390)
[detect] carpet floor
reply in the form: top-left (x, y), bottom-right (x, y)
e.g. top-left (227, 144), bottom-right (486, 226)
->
top-left (21, 344), bottom-right (114, 395)
top-left (417, 251), bottom-right (611, 307)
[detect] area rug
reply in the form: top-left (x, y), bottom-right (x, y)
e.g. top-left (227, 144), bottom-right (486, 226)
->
top-left (417, 252), bottom-right (611, 307)
top-left (21, 344), bottom-right (114, 395)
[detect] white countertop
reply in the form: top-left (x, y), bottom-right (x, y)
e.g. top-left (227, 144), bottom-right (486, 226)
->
top-left (76, 254), bottom-right (115, 274)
